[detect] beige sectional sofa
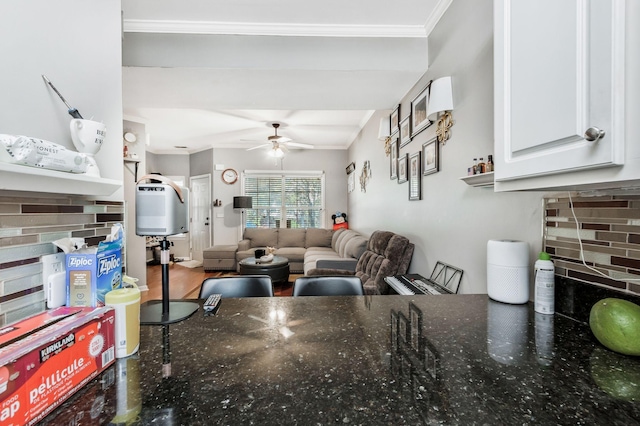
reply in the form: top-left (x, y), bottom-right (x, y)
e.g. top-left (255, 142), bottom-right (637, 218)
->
top-left (203, 228), bottom-right (368, 274)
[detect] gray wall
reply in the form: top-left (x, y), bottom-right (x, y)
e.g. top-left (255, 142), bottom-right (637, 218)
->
top-left (348, 0), bottom-right (545, 294)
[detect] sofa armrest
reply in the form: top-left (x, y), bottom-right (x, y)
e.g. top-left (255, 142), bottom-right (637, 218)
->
top-left (306, 268), bottom-right (355, 277)
top-left (238, 239), bottom-right (251, 251)
top-left (315, 259), bottom-right (358, 272)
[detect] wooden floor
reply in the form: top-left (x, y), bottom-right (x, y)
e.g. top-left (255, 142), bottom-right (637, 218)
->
top-left (141, 263), bottom-right (294, 303)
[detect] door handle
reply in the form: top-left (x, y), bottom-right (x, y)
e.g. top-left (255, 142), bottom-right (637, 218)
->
top-left (584, 127), bottom-right (605, 142)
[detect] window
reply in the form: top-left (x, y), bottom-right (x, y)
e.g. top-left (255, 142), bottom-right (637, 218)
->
top-left (243, 171), bottom-right (325, 229)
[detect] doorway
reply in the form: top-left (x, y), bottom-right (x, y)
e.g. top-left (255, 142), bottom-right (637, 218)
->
top-left (190, 174), bottom-right (212, 263)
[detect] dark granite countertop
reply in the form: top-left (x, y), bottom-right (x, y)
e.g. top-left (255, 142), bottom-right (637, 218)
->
top-left (41, 294), bottom-right (640, 425)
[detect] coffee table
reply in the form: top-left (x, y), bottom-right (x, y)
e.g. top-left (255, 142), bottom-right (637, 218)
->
top-left (239, 255), bottom-right (290, 284)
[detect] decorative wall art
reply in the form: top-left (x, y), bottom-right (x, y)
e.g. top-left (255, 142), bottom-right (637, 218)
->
top-left (422, 137), bottom-right (439, 175)
top-left (398, 153), bottom-right (408, 184)
top-left (409, 151), bottom-right (421, 201)
top-left (360, 160), bottom-right (371, 192)
top-left (346, 161), bottom-right (356, 193)
top-left (399, 116), bottom-right (412, 147)
top-left (411, 81), bottom-right (433, 138)
top-left (389, 137), bottom-right (399, 180)
top-left (390, 105), bottom-right (400, 136)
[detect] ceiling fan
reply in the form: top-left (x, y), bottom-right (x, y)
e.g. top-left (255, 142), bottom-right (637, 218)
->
top-left (245, 123), bottom-right (314, 157)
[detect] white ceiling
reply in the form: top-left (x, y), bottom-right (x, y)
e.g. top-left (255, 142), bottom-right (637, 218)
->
top-left (121, 0), bottom-right (450, 154)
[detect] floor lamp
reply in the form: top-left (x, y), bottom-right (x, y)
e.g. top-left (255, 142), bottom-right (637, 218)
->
top-left (233, 196), bottom-right (253, 240)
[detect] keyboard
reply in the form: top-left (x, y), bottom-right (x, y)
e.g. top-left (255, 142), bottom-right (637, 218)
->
top-left (385, 274), bottom-right (451, 295)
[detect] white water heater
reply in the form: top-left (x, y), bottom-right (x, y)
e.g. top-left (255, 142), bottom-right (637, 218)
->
top-left (487, 240), bottom-right (530, 304)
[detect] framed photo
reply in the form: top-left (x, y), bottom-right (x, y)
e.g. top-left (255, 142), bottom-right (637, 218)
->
top-left (390, 105), bottom-right (400, 136)
top-left (399, 116), bottom-right (411, 147)
top-left (409, 151), bottom-right (421, 201)
top-left (389, 137), bottom-right (399, 180)
top-left (398, 153), bottom-right (408, 184)
top-left (346, 162), bottom-right (355, 175)
top-left (422, 137), bottom-right (439, 176)
top-left (411, 81), bottom-right (432, 138)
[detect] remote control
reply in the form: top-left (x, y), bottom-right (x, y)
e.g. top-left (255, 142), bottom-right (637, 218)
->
top-left (203, 294), bottom-right (222, 313)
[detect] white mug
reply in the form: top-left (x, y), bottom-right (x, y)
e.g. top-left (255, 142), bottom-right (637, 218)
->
top-left (70, 119), bottom-right (106, 155)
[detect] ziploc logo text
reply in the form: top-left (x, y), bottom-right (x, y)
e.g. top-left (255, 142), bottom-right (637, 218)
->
top-left (68, 256), bottom-right (93, 268)
top-left (98, 254), bottom-right (121, 278)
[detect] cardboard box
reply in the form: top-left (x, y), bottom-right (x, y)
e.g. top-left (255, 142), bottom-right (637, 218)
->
top-left (0, 307), bottom-right (115, 425)
top-left (66, 246), bottom-right (122, 307)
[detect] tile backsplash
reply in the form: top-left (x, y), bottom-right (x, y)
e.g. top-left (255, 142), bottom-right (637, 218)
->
top-left (0, 192), bottom-right (123, 325)
top-left (544, 193), bottom-right (640, 296)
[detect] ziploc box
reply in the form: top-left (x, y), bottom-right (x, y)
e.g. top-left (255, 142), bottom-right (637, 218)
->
top-left (66, 225), bottom-right (123, 307)
top-left (0, 306), bottom-right (115, 425)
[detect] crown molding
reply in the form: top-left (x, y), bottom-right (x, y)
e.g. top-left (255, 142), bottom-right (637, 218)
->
top-left (123, 19), bottom-right (429, 38)
top-left (424, 0), bottom-right (453, 37)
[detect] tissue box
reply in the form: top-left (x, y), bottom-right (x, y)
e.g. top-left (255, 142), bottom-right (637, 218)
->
top-left (0, 307), bottom-right (115, 425)
top-left (67, 246), bottom-right (122, 307)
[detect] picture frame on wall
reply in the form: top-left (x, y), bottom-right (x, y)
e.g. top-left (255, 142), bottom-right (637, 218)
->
top-left (409, 151), bottom-right (421, 201)
top-left (390, 105), bottom-right (400, 136)
top-left (411, 81), bottom-right (432, 138)
top-left (422, 137), bottom-right (439, 176)
top-left (390, 137), bottom-right (399, 180)
top-left (398, 153), bottom-right (408, 184)
top-left (399, 116), bottom-right (411, 147)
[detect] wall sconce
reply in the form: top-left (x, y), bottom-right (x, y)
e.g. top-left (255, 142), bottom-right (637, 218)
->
top-left (427, 76), bottom-right (454, 144)
top-left (377, 117), bottom-right (391, 156)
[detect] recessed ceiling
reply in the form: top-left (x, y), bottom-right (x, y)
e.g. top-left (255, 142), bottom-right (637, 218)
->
top-left (121, 0), bottom-right (451, 154)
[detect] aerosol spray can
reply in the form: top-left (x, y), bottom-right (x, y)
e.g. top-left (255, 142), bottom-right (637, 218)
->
top-left (534, 252), bottom-right (555, 314)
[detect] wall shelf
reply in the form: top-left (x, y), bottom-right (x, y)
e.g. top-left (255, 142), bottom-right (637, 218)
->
top-left (460, 172), bottom-right (494, 187)
top-left (124, 158), bottom-right (141, 182)
top-left (0, 162), bottom-right (121, 196)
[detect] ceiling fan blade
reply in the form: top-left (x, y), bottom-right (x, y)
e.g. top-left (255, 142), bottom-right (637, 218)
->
top-left (285, 141), bottom-right (314, 149)
top-left (269, 135), bottom-right (292, 143)
top-left (246, 143), bottom-right (271, 151)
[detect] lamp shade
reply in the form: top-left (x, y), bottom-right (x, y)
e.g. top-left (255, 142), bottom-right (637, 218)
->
top-left (377, 117), bottom-right (390, 141)
top-left (427, 76), bottom-right (453, 121)
top-left (233, 196), bottom-right (253, 209)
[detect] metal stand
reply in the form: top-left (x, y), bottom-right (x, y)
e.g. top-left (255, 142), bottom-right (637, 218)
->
top-left (140, 237), bottom-right (199, 325)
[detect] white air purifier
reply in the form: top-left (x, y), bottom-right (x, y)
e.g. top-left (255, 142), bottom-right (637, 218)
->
top-left (487, 240), bottom-right (530, 304)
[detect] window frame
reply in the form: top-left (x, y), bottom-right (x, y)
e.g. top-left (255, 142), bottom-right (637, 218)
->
top-left (241, 170), bottom-right (326, 229)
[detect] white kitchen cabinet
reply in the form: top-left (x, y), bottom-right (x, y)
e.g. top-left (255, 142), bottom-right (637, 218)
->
top-left (493, 0), bottom-right (638, 191)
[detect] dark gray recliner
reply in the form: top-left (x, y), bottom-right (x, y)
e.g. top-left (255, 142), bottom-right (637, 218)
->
top-left (307, 230), bottom-right (414, 295)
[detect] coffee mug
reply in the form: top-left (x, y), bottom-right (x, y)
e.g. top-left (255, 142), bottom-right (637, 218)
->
top-left (70, 119), bottom-right (106, 155)
top-left (255, 249), bottom-right (266, 258)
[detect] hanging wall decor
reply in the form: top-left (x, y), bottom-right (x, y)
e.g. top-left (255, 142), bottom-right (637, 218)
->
top-left (360, 160), bottom-right (371, 192)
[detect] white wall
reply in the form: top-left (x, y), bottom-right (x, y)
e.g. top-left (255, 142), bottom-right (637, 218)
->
top-left (348, 0), bottom-right (546, 294)
top-left (0, 0), bottom-right (124, 191)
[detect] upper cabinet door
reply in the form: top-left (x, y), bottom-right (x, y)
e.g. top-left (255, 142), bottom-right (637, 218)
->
top-left (494, 0), bottom-right (625, 182)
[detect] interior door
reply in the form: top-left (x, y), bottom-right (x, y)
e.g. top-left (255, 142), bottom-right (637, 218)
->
top-left (190, 174), bottom-right (211, 263)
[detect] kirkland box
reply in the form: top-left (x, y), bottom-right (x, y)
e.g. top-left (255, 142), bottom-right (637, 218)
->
top-left (66, 225), bottom-right (123, 307)
top-left (0, 306), bottom-right (115, 425)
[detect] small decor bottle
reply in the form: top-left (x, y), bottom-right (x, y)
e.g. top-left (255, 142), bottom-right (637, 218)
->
top-left (477, 158), bottom-right (486, 174)
top-left (472, 158), bottom-right (478, 174)
top-left (534, 252), bottom-right (555, 314)
top-left (486, 155), bottom-right (494, 172)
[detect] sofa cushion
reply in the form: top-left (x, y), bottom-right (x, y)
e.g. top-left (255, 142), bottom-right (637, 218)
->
top-left (278, 228), bottom-right (306, 248)
top-left (306, 228), bottom-right (333, 248)
top-left (274, 247), bottom-right (306, 262)
top-left (343, 235), bottom-right (368, 260)
top-left (244, 228), bottom-right (278, 248)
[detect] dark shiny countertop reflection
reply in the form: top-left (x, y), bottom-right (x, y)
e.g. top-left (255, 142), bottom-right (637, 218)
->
top-left (41, 295), bottom-right (640, 425)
